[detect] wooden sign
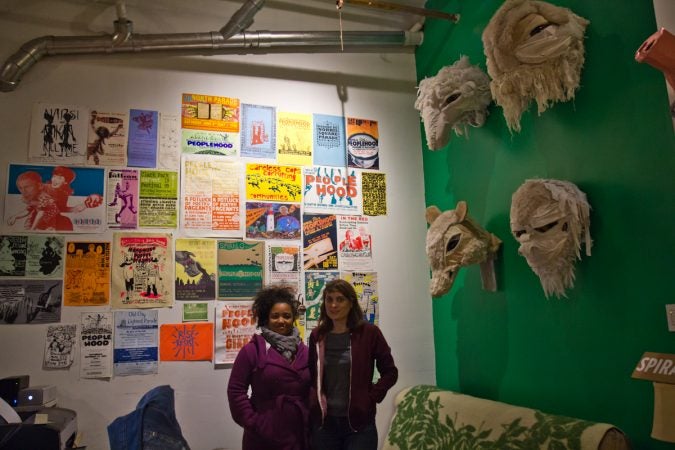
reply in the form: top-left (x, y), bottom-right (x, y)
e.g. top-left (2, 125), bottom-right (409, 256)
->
top-left (632, 352), bottom-right (675, 384)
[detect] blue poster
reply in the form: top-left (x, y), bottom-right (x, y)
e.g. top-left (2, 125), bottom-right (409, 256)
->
top-left (113, 310), bottom-right (159, 376)
top-left (240, 103), bottom-right (276, 159)
top-left (127, 109), bottom-right (158, 168)
top-left (313, 114), bottom-right (346, 167)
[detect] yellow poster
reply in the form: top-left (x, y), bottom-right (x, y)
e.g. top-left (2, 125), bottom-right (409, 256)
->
top-left (245, 163), bottom-right (302, 202)
top-left (64, 242), bottom-right (111, 306)
top-left (181, 93), bottom-right (240, 133)
top-left (277, 111), bottom-right (312, 166)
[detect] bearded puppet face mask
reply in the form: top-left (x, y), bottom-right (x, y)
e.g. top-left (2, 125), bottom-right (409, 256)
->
top-left (426, 201), bottom-right (502, 297)
top-left (482, 0), bottom-right (590, 132)
top-left (510, 179), bottom-right (592, 298)
top-left (414, 56), bottom-right (492, 151)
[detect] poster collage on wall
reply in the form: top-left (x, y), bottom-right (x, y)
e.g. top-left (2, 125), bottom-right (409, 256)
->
top-left (1, 94), bottom-right (387, 376)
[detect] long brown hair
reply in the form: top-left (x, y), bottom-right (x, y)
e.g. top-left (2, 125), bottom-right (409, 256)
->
top-left (315, 279), bottom-right (364, 339)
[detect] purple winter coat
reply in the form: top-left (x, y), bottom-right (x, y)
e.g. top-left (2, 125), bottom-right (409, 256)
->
top-left (227, 334), bottom-right (311, 450)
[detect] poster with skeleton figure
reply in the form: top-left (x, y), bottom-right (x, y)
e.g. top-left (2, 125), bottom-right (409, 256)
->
top-left (107, 169), bottom-right (139, 229)
top-left (43, 324), bottom-right (76, 369)
top-left (28, 103), bottom-right (88, 165)
top-left (111, 233), bottom-right (173, 309)
top-left (86, 110), bottom-right (128, 166)
top-left (79, 312), bottom-right (113, 379)
top-left (0, 280), bottom-right (62, 325)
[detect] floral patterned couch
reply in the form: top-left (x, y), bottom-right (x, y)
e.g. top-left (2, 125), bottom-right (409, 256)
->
top-left (383, 385), bottom-right (631, 450)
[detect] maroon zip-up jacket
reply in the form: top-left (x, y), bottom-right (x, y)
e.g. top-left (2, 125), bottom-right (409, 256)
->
top-left (308, 322), bottom-right (398, 431)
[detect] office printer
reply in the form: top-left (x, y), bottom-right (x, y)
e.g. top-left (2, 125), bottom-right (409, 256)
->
top-left (0, 398), bottom-right (78, 450)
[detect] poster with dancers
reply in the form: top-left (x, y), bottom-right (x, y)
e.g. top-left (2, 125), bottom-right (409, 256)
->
top-left (28, 103), bottom-right (88, 165)
top-left (4, 164), bottom-right (105, 234)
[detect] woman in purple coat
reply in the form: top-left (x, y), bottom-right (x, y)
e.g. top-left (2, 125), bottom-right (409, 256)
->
top-left (227, 285), bottom-right (310, 450)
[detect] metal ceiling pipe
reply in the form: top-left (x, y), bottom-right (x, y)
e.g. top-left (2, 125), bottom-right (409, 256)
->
top-left (0, 29), bottom-right (422, 92)
top-left (220, 0), bottom-right (266, 40)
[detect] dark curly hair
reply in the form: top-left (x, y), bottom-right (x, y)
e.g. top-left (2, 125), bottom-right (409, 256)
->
top-left (251, 285), bottom-right (299, 328)
top-left (316, 279), bottom-right (364, 338)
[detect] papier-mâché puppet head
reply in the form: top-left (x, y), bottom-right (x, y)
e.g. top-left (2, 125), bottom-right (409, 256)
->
top-left (482, 0), bottom-right (589, 132)
top-left (510, 179), bottom-right (592, 298)
top-left (426, 201), bottom-right (502, 297)
top-left (414, 56), bottom-right (492, 151)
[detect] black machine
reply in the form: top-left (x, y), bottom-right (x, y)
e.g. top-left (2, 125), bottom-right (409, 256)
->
top-left (0, 375), bottom-right (29, 408)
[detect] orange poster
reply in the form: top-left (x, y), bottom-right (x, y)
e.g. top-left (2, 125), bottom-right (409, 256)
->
top-left (160, 323), bottom-right (214, 361)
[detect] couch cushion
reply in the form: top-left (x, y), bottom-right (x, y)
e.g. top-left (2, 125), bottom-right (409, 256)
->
top-left (384, 385), bottom-right (630, 450)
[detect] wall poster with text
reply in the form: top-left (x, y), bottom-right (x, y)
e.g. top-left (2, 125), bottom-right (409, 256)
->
top-left (0, 280), bottom-right (63, 325)
top-left (175, 238), bottom-right (216, 301)
top-left (0, 235), bottom-right (64, 278)
top-left (181, 93), bottom-right (240, 156)
top-left (79, 312), bottom-right (113, 379)
top-left (240, 103), bottom-right (276, 159)
top-left (245, 163), bottom-right (302, 203)
top-left (107, 169), bottom-right (139, 229)
top-left (114, 310), bottom-right (159, 376)
top-left (277, 111), bottom-right (312, 166)
top-left (313, 113), bottom-right (346, 167)
top-left (139, 170), bottom-right (178, 228)
top-left (86, 110), bottom-right (128, 166)
top-left (28, 103), bottom-right (88, 165)
top-left (303, 166), bottom-right (362, 215)
top-left (215, 301), bottom-right (256, 364)
top-left (341, 271), bottom-right (378, 325)
top-left (160, 322), bottom-right (214, 361)
top-left (64, 241), bottom-right (111, 306)
top-left (217, 240), bottom-right (264, 300)
top-left (302, 214), bottom-right (338, 270)
top-left (347, 117), bottom-right (379, 170)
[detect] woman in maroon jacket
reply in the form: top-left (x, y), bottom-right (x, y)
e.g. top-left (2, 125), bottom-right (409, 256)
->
top-left (309, 279), bottom-right (398, 450)
top-left (227, 285), bottom-right (310, 450)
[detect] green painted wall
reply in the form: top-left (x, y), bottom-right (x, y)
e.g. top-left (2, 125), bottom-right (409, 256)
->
top-left (416, 1), bottom-right (675, 449)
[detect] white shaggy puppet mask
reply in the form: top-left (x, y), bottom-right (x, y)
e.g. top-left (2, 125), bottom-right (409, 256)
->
top-left (510, 179), bottom-right (592, 298)
top-left (426, 201), bottom-right (502, 297)
top-left (482, 0), bottom-right (589, 132)
top-left (414, 56), bottom-right (492, 151)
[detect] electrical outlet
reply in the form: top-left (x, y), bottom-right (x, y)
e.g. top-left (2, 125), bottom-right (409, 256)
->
top-left (666, 304), bottom-right (675, 332)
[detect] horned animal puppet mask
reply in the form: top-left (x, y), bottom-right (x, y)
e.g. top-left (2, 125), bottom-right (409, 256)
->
top-left (482, 0), bottom-right (589, 132)
top-left (510, 179), bottom-right (591, 298)
top-left (414, 56), bottom-right (492, 150)
top-left (426, 201), bottom-right (502, 297)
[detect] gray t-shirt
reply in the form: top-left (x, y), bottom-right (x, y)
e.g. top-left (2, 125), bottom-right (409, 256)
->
top-left (323, 331), bottom-right (351, 417)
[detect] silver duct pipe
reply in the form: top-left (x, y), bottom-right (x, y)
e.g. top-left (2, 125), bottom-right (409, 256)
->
top-left (0, 28), bottom-right (421, 92)
top-left (220, 0), bottom-right (266, 40)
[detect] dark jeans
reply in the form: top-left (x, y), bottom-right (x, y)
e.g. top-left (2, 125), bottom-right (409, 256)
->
top-left (312, 416), bottom-right (377, 450)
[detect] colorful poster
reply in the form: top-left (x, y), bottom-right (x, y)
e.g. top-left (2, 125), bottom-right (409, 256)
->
top-left (158, 113), bottom-right (181, 170)
top-left (215, 301), bottom-right (256, 364)
top-left (181, 93), bottom-right (239, 156)
top-left (313, 114), bottom-right (346, 167)
top-left (217, 240), bottom-right (264, 300)
top-left (159, 322), bottom-right (214, 362)
top-left (64, 242), bottom-right (110, 306)
top-left (0, 235), bottom-right (64, 278)
top-left (183, 303), bottom-right (209, 322)
top-left (303, 271), bottom-right (340, 342)
top-left (175, 238), bottom-right (216, 301)
top-left (342, 271), bottom-right (378, 325)
top-left (245, 163), bottom-right (302, 202)
top-left (347, 117), bottom-right (379, 170)
top-left (181, 155), bottom-right (243, 236)
top-left (28, 103), bottom-right (88, 165)
top-left (303, 166), bottom-right (362, 215)
top-left (362, 171), bottom-right (387, 216)
top-left (107, 169), bottom-right (139, 229)
top-left (245, 202), bottom-right (301, 240)
top-left (79, 312), bottom-right (113, 379)
top-left (138, 170), bottom-right (178, 228)
top-left (86, 110), bottom-right (128, 166)
top-left (43, 324), bottom-right (77, 369)
top-left (114, 310), bottom-right (159, 376)
top-left (127, 109), bottom-right (159, 168)
top-left (240, 104), bottom-right (276, 159)
top-left (267, 244), bottom-right (301, 286)
top-left (302, 214), bottom-right (338, 270)
top-left (337, 215), bottom-right (373, 271)
top-left (0, 281), bottom-right (62, 325)
top-left (277, 111), bottom-right (312, 166)
top-left (111, 232), bottom-right (173, 309)
top-left (5, 164), bottom-right (105, 233)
